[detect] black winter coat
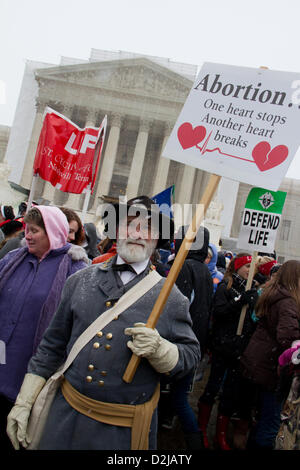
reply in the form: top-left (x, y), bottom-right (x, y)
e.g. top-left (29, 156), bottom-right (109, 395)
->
top-left (174, 226), bottom-right (213, 355)
top-left (210, 276), bottom-right (257, 360)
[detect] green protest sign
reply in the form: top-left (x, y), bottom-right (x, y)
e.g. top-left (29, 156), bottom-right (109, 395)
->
top-left (237, 187), bottom-right (287, 251)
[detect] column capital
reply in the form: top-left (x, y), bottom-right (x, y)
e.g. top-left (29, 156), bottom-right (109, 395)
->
top-left (84, 108), bottom-right (98, 127)
top-left (138, 118), bottom-right (152, 133)
top-left (163, 121), bottom-right (175, 137)
top-left (35, 98), bottom-right (47, 114)
top-left (110, 113), bottom-right (123, 128)
top-left (61, 103), bottom-right (74, 118)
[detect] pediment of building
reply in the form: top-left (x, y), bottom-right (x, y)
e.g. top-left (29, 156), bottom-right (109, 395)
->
top-left (35, 57), bottom-right (193, 101)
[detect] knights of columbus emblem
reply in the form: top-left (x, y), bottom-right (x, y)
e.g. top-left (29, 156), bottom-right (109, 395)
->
top-left (259, 192), bottom-right (275, 210)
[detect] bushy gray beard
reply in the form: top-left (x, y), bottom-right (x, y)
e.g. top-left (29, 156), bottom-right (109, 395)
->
top-left (117, 237), bottom-right (157, 263)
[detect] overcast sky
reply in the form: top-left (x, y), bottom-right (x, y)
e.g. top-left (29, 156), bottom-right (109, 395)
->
top-left (1, 0), bottom-right (300, 178)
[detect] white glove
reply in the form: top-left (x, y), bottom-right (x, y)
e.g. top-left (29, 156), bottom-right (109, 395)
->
top-left (7, 373), bottom-right (46, 450)
top-left (124, 322), bottom-right (179, 374)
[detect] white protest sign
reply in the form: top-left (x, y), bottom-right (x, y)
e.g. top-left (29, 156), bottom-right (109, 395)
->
top-left (162, 62), bottom-right (300, 190)
top-left (237, 187), bottom-right (287, 252)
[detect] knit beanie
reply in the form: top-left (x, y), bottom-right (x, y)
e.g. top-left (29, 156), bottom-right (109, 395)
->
top-left (234, 255), bottom-right (252, 271)
top-left (258, 259), bottom-right (277, 277)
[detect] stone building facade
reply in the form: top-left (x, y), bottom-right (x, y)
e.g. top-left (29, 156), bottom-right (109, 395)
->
top-left (2, 50), bottom-right (300, 260)
top-left (6, 51), bottom-right (213, 219)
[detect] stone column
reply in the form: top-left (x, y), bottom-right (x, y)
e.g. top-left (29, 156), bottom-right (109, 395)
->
top-left (66, 108), bottom-right (98, 211)
top-left (217, 177), bottom-right (240, 238)
top-left (92, 113), bottom-right (123, 206)
top-left (126, 119), bottom-right (151, 199)
top-left (152, 122), bottom-right (173, 196)
top-left (85, 108), bottom-right (98, 128)
top-left (20, 99), bottom-right (46, 190)
top-left (175, 164), bottom-right (196, 225)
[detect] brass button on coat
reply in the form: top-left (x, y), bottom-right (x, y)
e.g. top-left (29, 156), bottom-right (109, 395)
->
top-left (88, 364), bottom-right (95, 371)
top-left (93, 342), bottom-right (100, 349)
top-left (101, 371), bottom-right (107, 376)
top-left (106, 333), bottom-right (113, 340)
top-left (105, 344), bottom-right (111, 351)
top-left (105, 301), bottom-right (112, 307)
top-left (98, 380), bottom-right (105, 387)
top-left (96, 331), bottom-right (103, 337)
top-left (86, 376), bottom-right (93, 383)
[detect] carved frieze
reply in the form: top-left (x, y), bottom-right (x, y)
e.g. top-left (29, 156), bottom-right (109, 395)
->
top-left (37, 63), bottom-right (191, 101)
top-left (105, 66), bottom-right (189, 99)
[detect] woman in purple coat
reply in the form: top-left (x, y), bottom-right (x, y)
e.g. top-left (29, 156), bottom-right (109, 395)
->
top-left (0, 205), bottom-right (88, 449)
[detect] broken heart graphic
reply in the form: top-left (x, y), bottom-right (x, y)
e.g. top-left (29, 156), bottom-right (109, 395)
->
top-left (177, 122), bottom-right (206, 149)
top-left (252, 141), bottom-right (289, 172)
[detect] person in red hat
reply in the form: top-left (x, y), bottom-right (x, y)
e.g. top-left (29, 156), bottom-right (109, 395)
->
top-left (197, 252), bottom-right (259, 450)
top-left (253, 256), bottom-right (277, 287)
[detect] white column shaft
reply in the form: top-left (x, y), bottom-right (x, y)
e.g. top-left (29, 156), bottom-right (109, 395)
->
top-left (96, 115), bottom-right (121, 199)
top-left (175, 165), bottom-right (196, 226)
top-left (20, 108), bottom-right (44, 189)
top-left (217, 177), bottom-right (239, 238)
top-left (126, 122), bottom-right (150, 199)
top-left (152, 134), bottom-right (171, 196)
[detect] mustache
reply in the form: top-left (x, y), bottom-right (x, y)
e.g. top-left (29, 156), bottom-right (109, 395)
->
top-left (124, 238), bottom-right (147, 247)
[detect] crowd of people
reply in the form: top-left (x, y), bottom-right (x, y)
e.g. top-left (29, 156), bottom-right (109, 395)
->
top-left (0, 197), bottom-right (299, 451)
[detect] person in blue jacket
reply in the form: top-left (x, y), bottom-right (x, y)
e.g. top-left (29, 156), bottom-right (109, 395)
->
top-left (205, 243), bottom-right (224, 293)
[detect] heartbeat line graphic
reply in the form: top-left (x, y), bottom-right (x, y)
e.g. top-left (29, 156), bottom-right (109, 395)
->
top-left (195, 131), bottom-right (255, 163)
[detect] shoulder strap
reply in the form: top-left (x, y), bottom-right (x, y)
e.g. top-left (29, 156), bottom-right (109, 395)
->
top-left (53, 269), bottom-right (162, 379)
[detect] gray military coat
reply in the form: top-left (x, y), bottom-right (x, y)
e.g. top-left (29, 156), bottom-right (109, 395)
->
top-left (28, 256), bottom-right (201, 450)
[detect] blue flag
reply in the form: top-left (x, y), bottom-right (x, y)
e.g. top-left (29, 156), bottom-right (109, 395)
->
top-left (152, 185), bottom-right (174, 219)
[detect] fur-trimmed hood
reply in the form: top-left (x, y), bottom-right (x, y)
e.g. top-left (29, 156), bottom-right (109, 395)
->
top-left (67, 244), bottom-right (89, 264)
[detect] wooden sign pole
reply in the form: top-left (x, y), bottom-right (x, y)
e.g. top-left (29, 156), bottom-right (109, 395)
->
top-left (122, 173), bottom-right (221, 383)
top-left (236, 250), bottom-right (258, 336)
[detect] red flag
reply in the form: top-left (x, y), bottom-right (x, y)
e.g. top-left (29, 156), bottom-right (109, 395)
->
top-left (33, 107), bottom-right (107, 194)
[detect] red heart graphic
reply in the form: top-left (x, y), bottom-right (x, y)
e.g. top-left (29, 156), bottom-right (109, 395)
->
top-left (177, 122), bottom-right (206, 149)
top-left (252, 141), bottom-right (289, 172)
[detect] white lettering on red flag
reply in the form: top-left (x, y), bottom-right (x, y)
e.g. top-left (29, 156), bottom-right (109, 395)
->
top-left (33, 107), bottom-right (106, 194)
